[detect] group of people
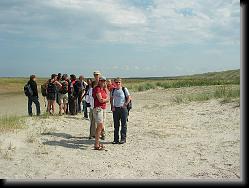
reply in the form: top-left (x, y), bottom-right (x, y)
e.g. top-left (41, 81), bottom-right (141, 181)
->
top-left (25, 71), bottom-right (132, 150)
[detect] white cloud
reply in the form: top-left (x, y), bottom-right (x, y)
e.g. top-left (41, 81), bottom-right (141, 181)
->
top-left (0, 0), bottom-right (240, 47)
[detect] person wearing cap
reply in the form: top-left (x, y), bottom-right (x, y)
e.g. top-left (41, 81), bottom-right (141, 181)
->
top-left (110, 77), bottom-right (131, 144)
top-left (92, 71), bottom-right (106, 140)
top-left (92, 76), bottom-right (109, 150)
top-left (93, 71), bottom-right (101, 83)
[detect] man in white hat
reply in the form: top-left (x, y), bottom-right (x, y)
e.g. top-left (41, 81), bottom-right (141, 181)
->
top-left (93, 71), bottom-right (101, 83)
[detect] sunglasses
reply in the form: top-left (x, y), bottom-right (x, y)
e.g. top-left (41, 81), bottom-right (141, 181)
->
top-left (115, 81), bottom-right (121, 83)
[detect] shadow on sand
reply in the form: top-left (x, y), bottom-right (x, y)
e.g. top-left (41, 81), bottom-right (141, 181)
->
top-left (64, 116), bottom-right (84, 120)
top-left (42, 132), bottom-right (112, 150)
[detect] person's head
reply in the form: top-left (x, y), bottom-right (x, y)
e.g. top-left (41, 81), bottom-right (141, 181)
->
top-left (79, 75), bottom-right (84, 81)
top-left (114, 77), bottom-right (122, 88)
top-left (107, 79), bottom-right (112, 85)
top-left (51, 74), bottom-right (57, 81)
top-left (87, 78), bottom-right (92, 85)
top-left (57, 73), bottom-right (62, 80)
top-left (98, 76), bottom-right (106, 88)
top-left (93, 71), bottom-right (101, 81)
top-left (62, 74), bottom-right (68, 81)
top-left (30, 75), bottom-right (36, 81)
top-left (70, 74), bottom-right (76, 81)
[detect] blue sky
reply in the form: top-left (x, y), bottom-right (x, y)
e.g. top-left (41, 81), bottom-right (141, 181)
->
top-left (0, 0), bottom-right (240, 78)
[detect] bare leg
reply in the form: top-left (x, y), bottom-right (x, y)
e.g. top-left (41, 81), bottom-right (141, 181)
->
top-left (95, 123), bottom-right (104, 147)
top-left (51, 100), bottom-right (56, 115)
top-left (59, 102), bottom-right (63, 115)
top-left (64, 103), bottom-right (68, 114)
top-left (47, 100), bottom-right (51, 114)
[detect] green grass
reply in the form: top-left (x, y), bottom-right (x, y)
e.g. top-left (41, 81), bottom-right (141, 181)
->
top-left (171, 85), bottom-right (240, 104)
top-left (0, 77), bottom-right (48, 95)
top-left (123, 69), bottom-right (240, 92)
top-left (0, 69), bottom-right (240, 94)
top-left (0, 115), bottom-right (26, 133)
top-left (125, 78), bottom-right (239, 92)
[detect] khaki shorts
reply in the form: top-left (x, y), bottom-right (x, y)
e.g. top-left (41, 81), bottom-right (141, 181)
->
top-left (93, 107), bottom-right (106, 124)
top-left (58, 93), bottom-right (68, 105)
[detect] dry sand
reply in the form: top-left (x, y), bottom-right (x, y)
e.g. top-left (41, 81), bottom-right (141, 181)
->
top-left (0, 86), bottom-right (240, 180)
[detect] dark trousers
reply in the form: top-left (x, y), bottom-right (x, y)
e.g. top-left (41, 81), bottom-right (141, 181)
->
top-left (68, 96), bottom-right (77, 115)
top-left (77, 96), bottom-right (82, 113)
top-left (83, 100), bottom-right (88, 118)
top-left (28, 96), bottom-right (41, 116)
top-left (113, 107), bottom-right (128, 142)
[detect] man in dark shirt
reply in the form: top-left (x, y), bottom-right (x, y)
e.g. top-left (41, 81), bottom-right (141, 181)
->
top-left (27, 75), bottom-right (41, 116)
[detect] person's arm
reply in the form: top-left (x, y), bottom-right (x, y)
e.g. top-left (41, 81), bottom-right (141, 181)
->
top-left (95, 87), bottom-right (109, 103)
top-left (110, 90), bottom-right (115, 111)
top-left (54, 80), bottom-right (62, 88)
top-left (96, 92), bottom-right (109, 103)
top-left (123, 88), bottom-right (131, 108)
top-left (125, 95), bottom-right (131, 105)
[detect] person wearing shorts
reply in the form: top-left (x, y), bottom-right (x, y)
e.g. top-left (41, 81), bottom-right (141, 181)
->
top-left (92, 76), bottom-right (109, 150)
top-left (58, 74), bottom-right (69, 115)
top-left (93, 71), bottom-right (106, 140)
top-left (58, 92), bottom-right (68, 115)
top-left (46, 74), bottom-right (62, 115)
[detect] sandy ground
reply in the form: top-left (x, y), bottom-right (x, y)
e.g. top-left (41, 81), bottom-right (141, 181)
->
top-left (0, 86), bottom-right (240, 180)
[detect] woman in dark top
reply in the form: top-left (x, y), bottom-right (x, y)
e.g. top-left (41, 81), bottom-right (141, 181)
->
top-left (46, 74), bottom-right (62, 115)
top-left (27, 75), bottom-right (40, 116)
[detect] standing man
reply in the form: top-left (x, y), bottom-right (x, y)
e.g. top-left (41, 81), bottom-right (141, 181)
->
top-left (110, 77), bottom-right (131, 144)
top-left (93, 71), bottom-right (106, 140)
top-left (68, 74), bottom-right (78, 115)
top-left (27, 75), bottom-right (41, 116)
top-left (78, 75), bottom-right (87, 114)
top-left (56, 73), bottom-right (62, 106)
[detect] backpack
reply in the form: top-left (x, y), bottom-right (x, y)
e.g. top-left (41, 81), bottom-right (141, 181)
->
top-left (112, 87), bottom-right (132, 112)
top-left (122, 87), bottom-right (132, 112)
top-left (24, 83), bottom-right (33, 97)
top-left (73, 80), bottom-right (81, 97)
top-left (41, 83), bottom-right (47, 97)
top-left (46, 81), bottom-right (56, 94)
top-left (60, 81), bottom-right (68, 94)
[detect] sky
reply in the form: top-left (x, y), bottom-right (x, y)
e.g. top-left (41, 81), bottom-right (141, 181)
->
top-left (0, 0), bottom-right (240, 78)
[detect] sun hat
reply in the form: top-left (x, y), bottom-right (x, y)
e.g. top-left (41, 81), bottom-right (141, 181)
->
top-left (99, 76), bottom-right (107, 81)
top-left (93, 70), bottom-right (101, 75)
